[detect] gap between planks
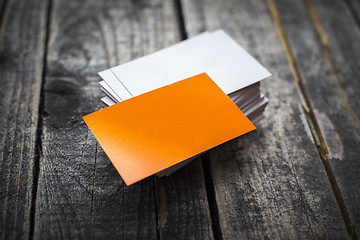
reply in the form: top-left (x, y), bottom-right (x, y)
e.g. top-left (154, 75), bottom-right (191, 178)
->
top-left (266, 0), bottom-right (357, 239)
top-left (304, 0), bottom-right (360, 138)
top-left (174, 0), bottom-right (188, 40)
top-left (167, 1), bottom-right (220, 239)
top-left (29, 0), bottom-right (53, 239)
top-left (152, 178), bottom-right (161, 240)
top-left (202, 153), bottom-right (223, 240)
top-left (0, 0), bottom-right (8, 41)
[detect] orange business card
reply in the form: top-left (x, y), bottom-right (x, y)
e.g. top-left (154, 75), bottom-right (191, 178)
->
top-left (83, 73), bottom-right (256, 185)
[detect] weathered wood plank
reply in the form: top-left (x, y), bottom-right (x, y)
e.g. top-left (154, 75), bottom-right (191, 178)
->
top-left (0, 0), bottom-right (48, 239)
top-left (181, 0), bottom-right (347, 238)
top-left (272, 0), bottom-right (360, 236)
top-left (34, 0), bottom-right (213, 239)
top-left (34, 0), bottom-right (160, 238)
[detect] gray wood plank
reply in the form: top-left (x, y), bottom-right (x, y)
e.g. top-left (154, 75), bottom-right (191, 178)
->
top-left (34, 0), bottom-right (213, 239)
top-left (0, 0), bottom-right (48, 239)
top-left (273, 0), bottom-right (360, 236)
top-left (181, 0), bottom-right (347, 238)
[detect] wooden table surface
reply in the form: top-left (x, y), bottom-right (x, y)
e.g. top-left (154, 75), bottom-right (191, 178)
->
top-left (1, 0), bottom-right (360, 239)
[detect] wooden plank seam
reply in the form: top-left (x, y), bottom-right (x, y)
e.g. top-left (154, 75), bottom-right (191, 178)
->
top-left (29, 0), bottom-right (53, 239)
top-left (201, 153), bottom-right (223, 240)
top-left (304, 0), bottom-right (360, 138)
top-left (303, 1), bottom-right (359, 238)
top-left (0, 0), bottom-right (9, 44)
top-left (164, 1), bottom-right (220, 239)
top-left (173, 0), bottom-right (222, 238)
top-left (266, 0), bottom-right (357, 239)
top-left (174, 0), bottom-right (188, 40)
top-left (152, 177), bottom-right (161, 240)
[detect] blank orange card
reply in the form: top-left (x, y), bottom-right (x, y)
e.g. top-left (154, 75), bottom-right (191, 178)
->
top-left (83, 73), bottom-right (256, 185)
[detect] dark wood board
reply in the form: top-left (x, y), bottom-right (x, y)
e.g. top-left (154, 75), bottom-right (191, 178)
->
top-left (272, 0), bottom-right (360, 237)
top-left (34, 0), bottom-right (213, 239)
top-left (180, 0), bottom-right (347, 238)
top-left (0, 0), bottom-right (48, 239)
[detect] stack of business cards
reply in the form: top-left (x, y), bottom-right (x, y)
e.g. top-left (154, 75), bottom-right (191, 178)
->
top-left (84, 74), bottom-right (256, 185)
top-left (98, 30), bottom-right (271, 125)
top-left (93, 30), bottom-right (271, 177)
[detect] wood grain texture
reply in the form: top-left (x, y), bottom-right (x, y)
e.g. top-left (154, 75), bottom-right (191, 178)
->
top-left (34, 0), bottom-right (213, 239)
top-left (34, 0), bottom-right (160, 238)
top-left (155, 159), bottom-right (214, 240)
top-left (0, 0), bottom-right (48, 239)
top-left (344, 0), bottom-right (360, 35)
top-left (279, 0), bottom-right (360, 235)
top-left (0, 0), bottom-right (6, 19)
top-left (310, 0), bottom-right (360, 133)
top-left (180, 0), bottom-right (347, 238)
top-left (2, 0), bottom-right (359, 238)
